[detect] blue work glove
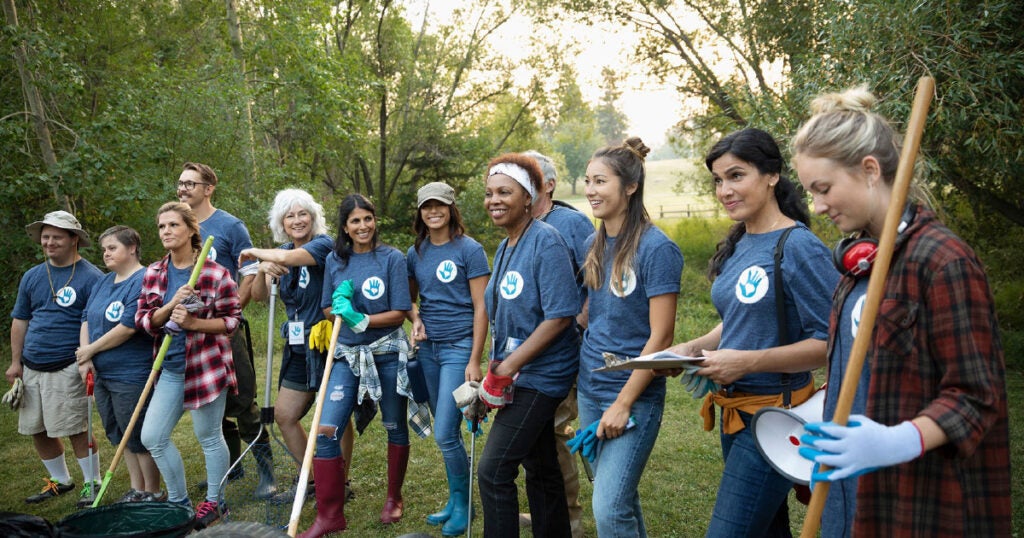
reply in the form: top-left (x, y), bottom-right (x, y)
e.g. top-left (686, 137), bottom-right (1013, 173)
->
top-left (331, 281), bottom-right (368, 333)
top-left (679, 364), bottom-right (719, 398)
top-left (799, 414), bottom-right (923, 482)
top-left (566, 419), bottom-right (601, 463)
top-left (462, 415), bottom-right (488, 436)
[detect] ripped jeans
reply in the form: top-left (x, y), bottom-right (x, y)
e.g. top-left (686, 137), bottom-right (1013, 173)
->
top-left (315, 351), bottom-right (408, 457)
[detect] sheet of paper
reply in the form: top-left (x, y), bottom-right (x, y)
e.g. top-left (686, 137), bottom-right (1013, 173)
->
top-left (593, 350), bottom-right (705, 372)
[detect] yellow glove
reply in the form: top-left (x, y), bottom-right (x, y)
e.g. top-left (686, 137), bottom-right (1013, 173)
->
top-left (308, 319), bottom-right (333, 352)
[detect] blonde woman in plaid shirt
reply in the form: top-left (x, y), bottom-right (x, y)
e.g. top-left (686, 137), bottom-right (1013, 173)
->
top-left (137, 202), bottom-right (240, 529)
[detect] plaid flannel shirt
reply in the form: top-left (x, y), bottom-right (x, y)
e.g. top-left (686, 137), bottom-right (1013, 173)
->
top-left (137, 255), bottom-right (240, 409)
top-left (336, 327), bottom-right (431, 437)
top-left (829, 207), bottom-right (1011, 536)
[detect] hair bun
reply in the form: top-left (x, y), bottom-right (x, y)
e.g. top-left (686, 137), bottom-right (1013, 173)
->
top-left (810, 84), bottom-right (876, 115)
top-left (623, 137), bottom-right (650, 160)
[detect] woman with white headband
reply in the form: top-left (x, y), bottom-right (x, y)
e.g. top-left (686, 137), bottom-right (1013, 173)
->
top-left (476, 153), bottom-right (580, 538)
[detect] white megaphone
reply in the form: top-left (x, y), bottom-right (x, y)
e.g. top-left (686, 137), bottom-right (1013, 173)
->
top-left (751, 387), bottom-right (826, 485)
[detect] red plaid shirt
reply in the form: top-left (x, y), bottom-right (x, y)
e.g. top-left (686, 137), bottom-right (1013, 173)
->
top-left (829, 207), bottom-right (1011, 536)
top-left (137, 255), bottom-right (239, 409)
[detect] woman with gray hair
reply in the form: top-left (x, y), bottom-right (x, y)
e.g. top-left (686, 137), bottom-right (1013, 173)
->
top-left (238, 188), bottom-right (354, 499)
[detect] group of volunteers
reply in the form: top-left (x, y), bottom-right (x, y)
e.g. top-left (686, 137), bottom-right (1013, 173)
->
top-left (7, 84), bottom-right (1009, 538)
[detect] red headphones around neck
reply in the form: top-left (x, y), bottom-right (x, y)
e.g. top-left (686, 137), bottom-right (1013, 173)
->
top-left (832, 204), bottom-right (916, 277)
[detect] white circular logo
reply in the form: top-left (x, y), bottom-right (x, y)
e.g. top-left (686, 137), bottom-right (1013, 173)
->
top-left (105, 301), bottom-right (125, 322)
top-left (362, 276), bottom-right (386, 300)
top-left (207, 247), bottom-right (218, 262)
top-left (734, 265), bottom-right (769, 304)
top-left (55, 286), bottom-right (77, 307)
top-left (499, 270), bottom-right (524, 300)
top-left (610, 268), bottom-right (638, 298)
top-left (298, 267), bottom-right (310, 289)
top-left (850, 293), bottom-right (866, 338)
top-left (435, 260), bottom-right (458, 284)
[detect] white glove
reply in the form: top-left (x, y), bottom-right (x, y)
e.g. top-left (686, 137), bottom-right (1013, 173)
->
top-left (2, 378), bottom-right (24, 410)
top-left (799, 414), bottom-right (923, 482)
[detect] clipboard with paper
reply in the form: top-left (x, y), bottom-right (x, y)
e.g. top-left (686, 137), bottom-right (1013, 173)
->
top-left (593, 350), bottom-right (705, 372)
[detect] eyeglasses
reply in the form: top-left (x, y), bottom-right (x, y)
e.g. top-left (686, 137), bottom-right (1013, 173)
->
top-left (176, 180), bottom-right (210, 191)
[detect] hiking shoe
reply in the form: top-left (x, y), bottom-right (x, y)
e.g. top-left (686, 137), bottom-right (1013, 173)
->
top-left (77, 481), bottom-right (101, 508)
top-left (25, 478), bottom-right (75, 504)
top-left (141, 490), bottom-right (168, 502)
top-left (117, 488), bottom-right (146, 503)
top-left (194, 500), bottom-right (228, 529)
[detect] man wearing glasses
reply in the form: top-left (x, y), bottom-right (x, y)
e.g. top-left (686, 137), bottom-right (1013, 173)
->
top-left (177, 162), bottom-right (277, 500)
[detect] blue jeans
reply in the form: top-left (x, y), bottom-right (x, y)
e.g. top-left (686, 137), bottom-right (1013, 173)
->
top-left (578, 392), bottom-right (664, 538)
top-left (477, 387), bottom-right (569, 538)
top-left (315, 352), bottom-right (408, 457)
top-left (706, 411), bottom-right (793, 538)
top-left (140, 370), bottom-right (228, 503)
top-left (418, 337), bottom-right (471, 477)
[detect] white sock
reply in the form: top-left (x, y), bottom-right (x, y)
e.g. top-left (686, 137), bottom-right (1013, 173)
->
top-left (78, 453), bottom-right (101, 483)
top-left (42, 455), bottom-right (72, 485)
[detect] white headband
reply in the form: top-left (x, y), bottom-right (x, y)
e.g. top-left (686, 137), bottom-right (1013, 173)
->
top-left (488, 163), bottom-right (535, 198)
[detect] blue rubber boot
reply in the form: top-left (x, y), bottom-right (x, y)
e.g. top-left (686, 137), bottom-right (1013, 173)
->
top-left (426, 467), bottom-right (456, 525)
top-left (441, 471), bottom-right (470, 536)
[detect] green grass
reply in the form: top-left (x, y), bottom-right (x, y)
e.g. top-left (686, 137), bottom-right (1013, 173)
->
top-left (2, 215), bottom-right (1021, 536)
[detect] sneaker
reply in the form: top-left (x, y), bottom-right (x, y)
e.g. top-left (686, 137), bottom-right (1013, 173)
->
top-left (25, 478), bottom-right (75, 504)
top-left (77, 481), bottom-right (101, 508)
top-left (141, 490), bottom-right (168, 502)
top-left (117, 488), bottom-right (146, 503)
top-left (194, 500), bottom-right (228, 529)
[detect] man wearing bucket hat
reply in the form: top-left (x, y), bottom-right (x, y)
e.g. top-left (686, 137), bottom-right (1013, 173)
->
top-left (8, 210), bottom-right (104, 505)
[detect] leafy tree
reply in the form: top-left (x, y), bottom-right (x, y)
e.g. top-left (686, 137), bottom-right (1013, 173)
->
top-left (596, 67), bottom-right (629, 145)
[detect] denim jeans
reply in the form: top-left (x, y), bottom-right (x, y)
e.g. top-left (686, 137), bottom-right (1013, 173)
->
top-left (578, 391), bottom-right (664, 538)
top-left (140, 370), bottom-right (228, 503)
top-left (706, 410), bottom-right (793, 538)
top-left (477, 387), bottom-right (569, 538)
top-left (315, 351), bottom-right (408, 457)
top-left (418, 337), bottom-right (471, 477)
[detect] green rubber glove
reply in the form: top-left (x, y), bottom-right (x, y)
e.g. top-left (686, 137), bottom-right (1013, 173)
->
top-left (331, 281), bottom-right (368, 333)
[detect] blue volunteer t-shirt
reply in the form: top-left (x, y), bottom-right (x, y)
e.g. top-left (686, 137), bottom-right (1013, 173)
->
top-left (321, 245), bottom-right (412, 346)
top-left (407, 235), bottom-right (490, 343)
top-left (12, 258), bottom-right (103, 371)
top-left (279, 234), bottom-right (334, 336)
top-left (199, 209), bottom-right (254, 279)
top-left (541, 204), bottom-right (593, 277)
top-left (580, 226), bottom-right (684, 402)
top-left (82, 269), bottom-right (153, 384)
top-left (821, 277), bottom-right (869, 538)
top-left (485, 220), bottom-right (580, 399)
top-left (710, 224), bottom-right (837, 395)
top-left (161, 263), bottom-right (193, 374)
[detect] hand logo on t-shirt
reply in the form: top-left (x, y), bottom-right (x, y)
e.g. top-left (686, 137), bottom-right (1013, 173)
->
top-left (499, 271), bottom-right (523, 300)
top-left (735, 266), bottom-right (769, 304)
top-left (207, 247), bottom-right (218, 263)
top-left (55, 287), bottom-right (77, 307)
top-left (610, 268), bottom-right (638, 298)
top-left (362, 276), bottom-right (385, 300)
top-left (298, 267), bottom-right (310, 289)
top-left (105, 301), bottom-right (124, 322)
top-left (851, 294), bottom-right (866, 337)
top-left (436, 260), bottom-right (457, 283)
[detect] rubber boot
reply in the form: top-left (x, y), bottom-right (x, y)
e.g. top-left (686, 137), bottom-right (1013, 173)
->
top-left (251, 441), bottom-right (277, 500)
top-left (380, 443), bottom-right (409, 524)
top-left (441, 471), bottom-right (470, 536)
top-left (426, 467), bottom-right (456, 526)
top-left (297, 457), bottom-right (347, 538)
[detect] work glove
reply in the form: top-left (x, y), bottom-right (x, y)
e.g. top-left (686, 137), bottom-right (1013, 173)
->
top-left (308, 319), bottom-right (333, 352)
top-left (478, 362), bottom-right (514, 409)
top-left (679, 363), bottom-right (719, 398)
top-left (331, 281), bottom-right (368, 333)
top-left (463, 415), bottom-right (488, 436)
top-left (566, 420), bottom-right (601, 462)
top-left (453, 380), bottom-right (488, 423)
top-left (164, 294), bottom-right (203, 334)
top-left (2, 378), bottom-right (24, 410)
top-left (799, 414), bottom-right (923, 482)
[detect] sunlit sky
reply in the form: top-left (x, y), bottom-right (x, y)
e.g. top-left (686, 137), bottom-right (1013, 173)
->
top-left (402, 1), bottom-right (684, 148)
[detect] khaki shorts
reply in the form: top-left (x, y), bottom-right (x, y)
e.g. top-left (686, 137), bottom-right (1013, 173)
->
top-left (19, 362), bottom-right (89, 437)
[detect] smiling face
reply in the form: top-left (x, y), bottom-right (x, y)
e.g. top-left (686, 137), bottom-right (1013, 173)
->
top-left (419, 200), bottom-right (451, 233)
top-left (484, 173), bottom-right (531, 232)
top-left (710, 152), bottom-right (778, 224)
top-left (584, 158), bottom-right (634, 231)
top-left (158, 210), bottom-right (191, 252)
top-left (40, 225), bottom-right (78, 266)
top-left (283, 203), bottom-right (313, 244)
top-left (794, 154), bottom-right (881, 235)
top-left (176, 168), bottom-right (212, 209)
top-left (100, 235), bottom-right (134, 272)
top-left (344, 207), bottom-right (376, 253)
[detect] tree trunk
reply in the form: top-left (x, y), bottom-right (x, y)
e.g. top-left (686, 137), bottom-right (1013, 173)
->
top-left (225, 0), bottom-right (258, 189)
